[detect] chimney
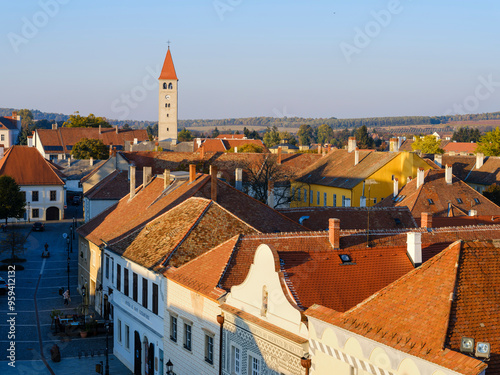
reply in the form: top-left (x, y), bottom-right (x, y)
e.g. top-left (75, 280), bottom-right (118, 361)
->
top-left (99, 125), bottom-right (102, 134)
top-left (129, 165), bottom-right (136, 199)
top-left (445, 164), bottom-right (452, 184)
top-left (434, 154), bottom-right (442, 168)
top-left (200, 145), bottom-right (205, 159)
top-left (469, 209), bottom-right (478, 217)
top-left (406, 232), bottom-right (422, 267)
top-left (318, 145), bottom-right (322, 154)
top-left (348, 137), bottom-right (356, 153)
top-left (143, 166), bottom-right (152, 186)
top-left (189, 164), bottom-right (196, 183)
top-left (196, 138), bottom-right (202, 149)
top-left (12, 111), bottom-right (17, 119)
top-left (267, 180), bottom-right (274, 208)
top-left (164, 169), bottom-right (170, 190)
top-left (133, 138), bottom-right (138, 145)
top-left (416, 168), bottom-right (425, 189)
top-left (67, 158), bottom-right (71, 168)
top-left (235, 168), bottom-right (243, 191)
top-left (27, 136), bottom-right (33, 148)
top-left (398, 137), bottom-right (403, 150)
top-left (354, 148), bottom-right (359, 166)
top-left (277, 147), bottom-right (282, 165)
top-left (329, 218), bottom-right (340, 249)
top-left (390, 138), bottom-right (399, 152)
top-left (393, 178), bottom-right (399, 197)
top-left (52, 123), bottom-right (58, 130)
top-left (234, 147), bottom-right (238, 153)
top-left (211, 165), bottom-right (218, 202)
top-left (421, 212), bottom-right (432, 228)
top-left (328, 144), bottom-right (332, 153)
top-left (115, 125), bottom-right (119, 134)
top-left (0, 146), bottom-right (4, 159)
top-left (476, 153), bottom-right (484, 169)
top-left (109, 145), bottom-right (114, 157)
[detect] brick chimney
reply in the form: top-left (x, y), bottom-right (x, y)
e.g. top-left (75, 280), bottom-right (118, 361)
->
top-left (434, 154), bottom-right (442, 168)
top-left (189, 164), bottom-right (196, 183)
top-left (200, 144), bottom-right (205, 159)
top-left (348, 137), bottom-right (356, 153)
top-left (389, 138), bottom-right (399, 152)
top-left (328, 144), bottom-right (332, 153)
top-left (329, 218), bottom-right (340, 249)
top-left (211, 165), bottom-right (218, 202)
top-left (416, 168), bottom-right (425, 189)
top-left (445, 164), bottom-right (452, 184)
top-left (393, 178), bottom-right (399, 197)
top-left (476, 153), bottom-right (484, 169)
top-left (354, 148), bottom-right (359, 166)
top-left (421, 212), bottom-right (432, 228)
top-left (129, 165), bottom-right (136, 199)
top-left (115, 125), bottom-right (119, 134)
top-left (52, 123), bottom-right (58, 130)
top-left (12, 111), bottom-right (17, 119)
top-left (143, 166), bottom-right (152, 186)
top-left (407, 232), bottom-right (422, 267)
top-left (235, 168), bottom-right (243, 191)
top-left (277, 147), bottom-right (282, 165)
top-left (164, 169), bottom-right (170, 190)
top-left (318, 145), bottom-right (322, 154)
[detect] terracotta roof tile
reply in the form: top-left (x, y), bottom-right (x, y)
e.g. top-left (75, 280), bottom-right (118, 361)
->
top-left (159, 48), bottom-right (177, 80)
top-left (0, 146), bottom-right (64, 185)
top-left (443, 142), bottom-right (477, 154)
top-left (84, 170), bottom-right (143, 200)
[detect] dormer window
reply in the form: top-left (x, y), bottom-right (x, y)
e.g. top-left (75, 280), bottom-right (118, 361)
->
top-left (474, 198), bottom-right (480, 204)
top-left (456, 198), bottom-right (463, 204)
top-left (428, 199), bottom-right (434, 205)
top-left (339, 254), bottom-right (353, 264)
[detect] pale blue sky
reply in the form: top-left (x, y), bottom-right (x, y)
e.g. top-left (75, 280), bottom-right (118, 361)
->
top-left (1, 1), bottom-right (499, 121)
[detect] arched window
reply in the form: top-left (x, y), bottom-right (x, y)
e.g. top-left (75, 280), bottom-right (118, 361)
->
top-left (163, 83), bottom-right (167, 89)
top-left (168, 83), bottom-right (173, 89)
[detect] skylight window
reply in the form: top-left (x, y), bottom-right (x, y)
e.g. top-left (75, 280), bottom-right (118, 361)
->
top-left (474, 198), bottom-right (480, 204)
top-left (456, 198), bottom-right (463, 204)
top-left (339, 254), bottom-right (352, 264)
top-left (428, 199), bottom-right (434, 205)
top-left (394, 218), bottom-right (402, 225)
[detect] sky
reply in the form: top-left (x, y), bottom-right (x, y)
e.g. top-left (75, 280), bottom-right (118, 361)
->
top-left (1, 1), bottom-right (499, 122)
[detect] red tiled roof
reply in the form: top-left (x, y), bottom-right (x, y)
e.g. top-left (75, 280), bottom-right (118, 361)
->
top-left (84, 170), bottom-right (143, 200)
top-left (216, 134), bottom-right (246, 139)
top-left (159, 48), bottom-right (178, 80)
top-left (277, 206), bottom-right (417, 231)
top-left (307, 240), bottom-right (500, 374)
top-left (377, 169), bottom-right (500, 218)
top-left (0, 117), bottom-right (19, 130)
top-left (0, 146), bottom-right (64, 186)
top-left (443, 142), bottom-right (477, 154)
top-left (297, 149), bottom-right (397, 189)
top-left (197, 139), bottom-right (268, 153)
top-left (415, 215), bottom-right (500, 228)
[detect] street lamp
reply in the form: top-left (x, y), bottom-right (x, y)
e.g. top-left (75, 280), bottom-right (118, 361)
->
top-left (166, 360), bottom-right (175, 375)
top-left (69, 227), bottom-right (73, 253)
top-left (105, 322), bottom-right (110, 375)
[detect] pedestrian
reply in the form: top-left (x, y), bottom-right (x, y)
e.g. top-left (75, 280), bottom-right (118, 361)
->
top-left (63, 289), bottom-right (70, 305)
top-left (44, 243), bottom-right (49, 251)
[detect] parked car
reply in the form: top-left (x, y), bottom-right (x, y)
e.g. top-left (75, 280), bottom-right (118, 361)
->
top-left (32, 222), bottom-right (45, 232)
top-left (0, 277), bottom-right (7, 295)
top-left (72, 196), bottom-right (81, 206)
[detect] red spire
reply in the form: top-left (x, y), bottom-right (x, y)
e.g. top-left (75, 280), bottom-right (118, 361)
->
top-left (159, 47), bottom-right (178, 80)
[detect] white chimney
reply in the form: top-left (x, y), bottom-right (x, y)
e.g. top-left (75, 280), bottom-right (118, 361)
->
top-left (393, 178), bottom-right (399, 197)
top-left (52, 123), bottom-right (58, 130)
top-left (0, 146), bottom-right (4, 159)
top-left (133, 138), bottom-right (138, 145)
top-left (234, 147), bottom-right (238, 153)
top-left (164, 169), bottom-right (170, 190)
top-left (129, 165), bottom-right (136, 199)
top-left (354, 148), bottom-right (359, 166)
top-left (407, 232), bottom-right (422, 267)
top-left (416, 168), bottom-right (425, 189)
top-left (67, 158), bottom-right (71, 168)
top-left (434, 154), bottom-right (442, 168)
top-left (469, 209), bottom-right (478, 217)
top-left (143, 166), bottom-right (152, 186)
top-left (27, 136), bottom-right (33, 148)
top-left (267, 180), bottom-right (274, 208)
top-left (390, 138), bottom-right (399, 152)
top-left (196, 138), bottom-right (202, 148)
top-left (115, 125), bottom-right (119, 134)
top-left (98, 125), bottom-right (102, 134)
top-left (476, 153), bottom-right (484, 169)
top-left (89, 157), bottom-right (94, 166)
top-left (235, 168), bottom-right (243, 191)
top-left (445, 164), bottom-right (452, 185)
top-left (348, 137), bottom-right (356, 153)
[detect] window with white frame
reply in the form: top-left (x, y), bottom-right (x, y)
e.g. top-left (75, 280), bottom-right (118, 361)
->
top-left (183, 322), bottom-right (192, 351)
top-left (125, 324), bottom-right (130, 349)
top-left (170, 315), bottom-right (177, 342)
top-left (205, 333), bottom-right (214, 364)
top-left (249, 355), bottom-right (260, 375)
top-left (231, 345), bottom-right (241, 375)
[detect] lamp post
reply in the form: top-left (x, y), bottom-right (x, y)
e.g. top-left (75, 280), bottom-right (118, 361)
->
top-left (81, 284), bottom-right (87, 326)
top-left (69, 226), bottom-right (73, 253)
top-left (166, 360), bottom-right (176, 375)
top-left (105, 322), bottom-right (110, 375)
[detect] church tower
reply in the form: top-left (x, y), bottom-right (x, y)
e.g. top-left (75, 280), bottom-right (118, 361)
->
top-left (158, 47), bottom-right (178, 142)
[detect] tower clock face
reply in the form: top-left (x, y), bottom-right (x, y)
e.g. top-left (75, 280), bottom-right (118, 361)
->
top-left (165, 95), bottom-right (170, 100)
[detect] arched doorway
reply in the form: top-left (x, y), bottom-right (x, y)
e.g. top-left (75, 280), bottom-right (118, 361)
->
top-left (46, 206), bottom-right (59, 221)
top-left (134, 331), bottom-right (141, 375)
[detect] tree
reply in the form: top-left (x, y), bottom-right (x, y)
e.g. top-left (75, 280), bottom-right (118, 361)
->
top-left (63, 112), bottom-right (111, 128)
top-left (228, 143), bottom-right (264, 153)
top-left (411, 135), bottom-right (444, 154)
top-left (178, 128), bottom-right (193, 142)
top-left (476, 127), bottom-right (500, 156)
top-left (316, 124), bottom-right (334, 144)
top-left (243, 154), bottom-right (297, 208)
top-left (452, 127), bottom-right (481, 142)
top-left (354, 125), bottom-right (374, 149)
top-left (0, 176), bottom-right (26, 225)
top-left (278, 131), bottom-right (297, 146)
top-left (297, 124), bottom-right (315, 146)
top-left (263, 126), bottom-right (281, 148)
top-left (212, 127), bottom-right (220, 138)
top-left (0, 232), bottom-right (26, 261)
top-left (17, 109), bottom-right (34, 129)
top-left (71, 138), bottom-right (109, 160)
top-left (483, 183), bottom-right (500, 206)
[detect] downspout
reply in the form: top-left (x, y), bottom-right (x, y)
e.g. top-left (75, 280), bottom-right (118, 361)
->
top-left (301, 355), bottom-right (311, 375)
top-left (217, 314), bottom-right (224, 375)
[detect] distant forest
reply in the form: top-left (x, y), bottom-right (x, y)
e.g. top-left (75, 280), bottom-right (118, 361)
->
top-left (1, 107), bottom-right (500, 131)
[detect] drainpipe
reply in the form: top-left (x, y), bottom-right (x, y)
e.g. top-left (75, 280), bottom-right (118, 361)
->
top-left (301, 355), bottom-right (311, 375)
top-left (217, 314), bottom-right (224, 375)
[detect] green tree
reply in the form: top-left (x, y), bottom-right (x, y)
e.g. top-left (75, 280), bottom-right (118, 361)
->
top-left (228, 143), bottom-right (264, 153)
top-left (178, 128), bottom-right (193, 142)
top-left (0, 176), bottom-right (26, 225)
top-left (354, 125), bottom-right (374, 149)
top-left (17, 109), bottom-right (34, 129)
top-left (411, 135), bottom-right (444, 154)
top-left (297, 124), bottom-right (315, 146)
top-left (278, 131), bottom-right (297, 146)
top-left (483, 183), bottom-right (500, 206)
top-left (476, 127), bottom-right (500, 156)
top-left (0, 232), bottom-right (27, 261)
top-left (452, 127), bottom-right (481, 142)
top-left (316, 124), bottom-right (334, 144)
top-left (263, 126), bottom-right (281, 148)
top-left (212, 127), bottom-right (220, 138)
top-left (71, 138), bottom-right (109, 159)
top-left (63, 112), bottom-right (111, 128)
